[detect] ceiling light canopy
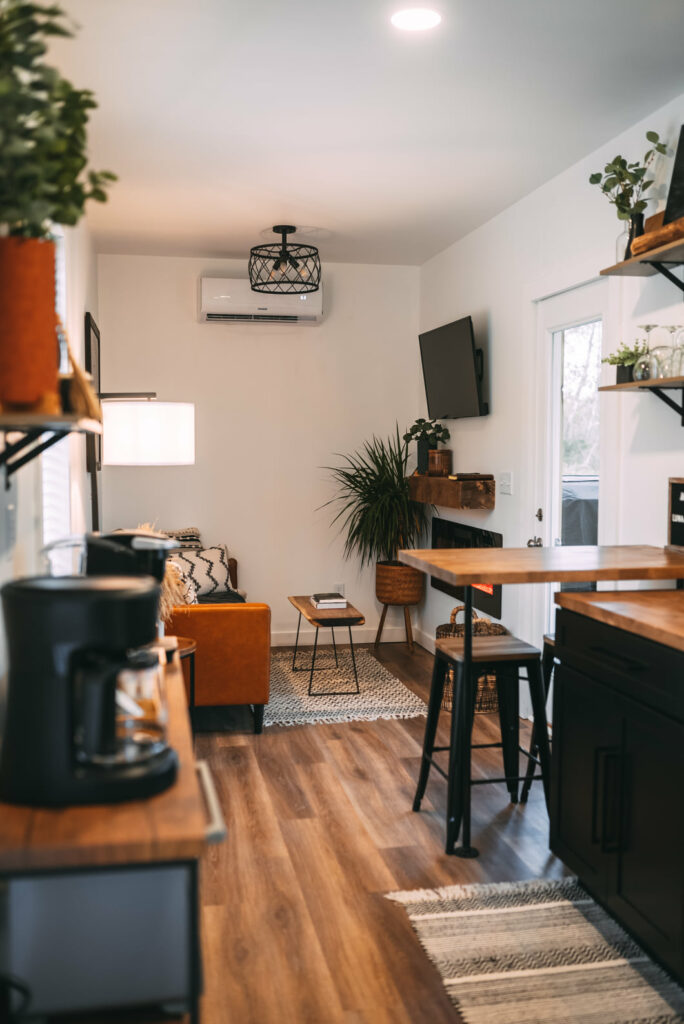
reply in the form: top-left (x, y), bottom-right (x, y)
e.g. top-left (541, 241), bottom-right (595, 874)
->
top-left (391, 8), bottom-right (441, 31)
top-left (249, 225), bottom-right (321, 294)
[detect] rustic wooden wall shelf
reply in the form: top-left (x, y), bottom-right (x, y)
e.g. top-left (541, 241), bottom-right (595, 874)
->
top-left (0, 413), bottom-right (101, 486)
top-left (408, 473), bottom-right (495, 510)
top-left (599, 377), bottom-right (684, 425)
top-left (599, 236), bottom-right (684, 293)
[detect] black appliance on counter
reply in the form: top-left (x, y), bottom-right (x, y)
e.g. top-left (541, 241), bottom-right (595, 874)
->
top-left (0, 529), bottom-right (180, 806)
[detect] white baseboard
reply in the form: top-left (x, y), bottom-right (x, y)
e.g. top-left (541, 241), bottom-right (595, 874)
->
top-left (271, 624), bottom-right (412, 647)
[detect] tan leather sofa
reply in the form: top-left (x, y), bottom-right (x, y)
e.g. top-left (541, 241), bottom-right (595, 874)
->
top-left (167, 559), bottom-right (271, 732)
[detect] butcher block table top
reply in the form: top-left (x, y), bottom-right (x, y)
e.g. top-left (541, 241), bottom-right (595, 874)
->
top-left (398, 545), bottom-right (684, 587)
top-left (0, 659), bottom-right (206, 873)
top-left (555, 589), bottom-right (684, 654)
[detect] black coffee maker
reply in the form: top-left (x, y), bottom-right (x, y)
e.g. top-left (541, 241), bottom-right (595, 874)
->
top-left (0, 541), bottom-right (180, 805)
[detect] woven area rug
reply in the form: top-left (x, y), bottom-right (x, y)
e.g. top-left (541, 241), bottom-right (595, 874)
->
top-left (387, 877), bottom-right (684, 1024)
top-left (264, 646), bottom-right (427, 727)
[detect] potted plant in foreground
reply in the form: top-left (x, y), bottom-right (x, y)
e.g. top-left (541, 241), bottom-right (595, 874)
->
top-left (589, 130), bottom-right (668, 262)
top-left (403, 417), bottom-right (451, 475)
top-left (602, 341), bottom-right (648, 384)
top-left (325, 428), bottom-right (429, 634)
top-left (0, 1), bottom-right (116, 412)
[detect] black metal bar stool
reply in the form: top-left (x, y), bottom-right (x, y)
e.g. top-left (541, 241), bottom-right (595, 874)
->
top-left (520, 632), bottom-right (555, 802)
top-left (413, 634), bottom-right (551, 857)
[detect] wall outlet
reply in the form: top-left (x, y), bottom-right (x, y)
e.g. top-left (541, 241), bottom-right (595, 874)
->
top-left (499, 471), bottom-right (513, 495)
top-left (334, 581), bottom-right (345, 596)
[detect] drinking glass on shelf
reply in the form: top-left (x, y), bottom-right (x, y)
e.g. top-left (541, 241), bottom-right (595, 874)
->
top-left (666, 325), bottom-right (684, 376)
top-left (633, 324), bottom-right (659, 381)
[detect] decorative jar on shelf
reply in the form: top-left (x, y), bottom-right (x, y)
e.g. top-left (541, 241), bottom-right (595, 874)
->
top-left (428, 448), bottom-right (452, 477)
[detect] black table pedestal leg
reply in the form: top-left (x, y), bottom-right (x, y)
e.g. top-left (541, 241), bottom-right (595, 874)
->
top-left (452, 583), bottom-right (479, 858)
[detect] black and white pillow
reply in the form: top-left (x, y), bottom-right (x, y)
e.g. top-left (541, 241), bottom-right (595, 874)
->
top-left (161, 526), bottom-right (203, 550)
top-left (172, 545), bottom-right (235, 597)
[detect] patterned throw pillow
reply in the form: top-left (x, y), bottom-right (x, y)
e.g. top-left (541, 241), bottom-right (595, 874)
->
top-left (161, 527), bottom-right (203, 550)
top-left (172, 545), bottom-right (235, 597)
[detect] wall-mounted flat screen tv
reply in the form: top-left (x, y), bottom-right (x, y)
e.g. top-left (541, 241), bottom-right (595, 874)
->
top-left (419, 316), bottom-right (488, 419)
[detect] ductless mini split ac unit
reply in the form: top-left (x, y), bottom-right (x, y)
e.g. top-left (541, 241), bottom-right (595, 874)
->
top-left (199, 278), bottom-right (323, 324)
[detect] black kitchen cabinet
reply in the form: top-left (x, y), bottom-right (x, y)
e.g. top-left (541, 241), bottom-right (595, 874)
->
top-left (551, 610), bottom-right (684, 982)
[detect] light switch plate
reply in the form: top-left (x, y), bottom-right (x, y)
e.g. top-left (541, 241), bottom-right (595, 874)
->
top-left (499, 472), bottom-right (513, 495)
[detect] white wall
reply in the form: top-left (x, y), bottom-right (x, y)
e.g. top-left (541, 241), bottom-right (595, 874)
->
top-left (98, 256), bottom-right (421, 644)
top-left (416, 91), bottom-right (684, 649)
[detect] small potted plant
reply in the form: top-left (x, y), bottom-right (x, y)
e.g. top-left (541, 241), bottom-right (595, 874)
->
top-left (589, 131), bottom-right (668, 261)
top-left (0, 1), bottom-right (116, 412)
top-left (403, 418), bottom-right (451, 476)
top-left (602, 341), bottom-right (648, 384)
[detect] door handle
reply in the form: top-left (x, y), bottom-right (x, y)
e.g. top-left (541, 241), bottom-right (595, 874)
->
top-left (526, 536), bottom-right (543, 547)
top-left (593, 747), bottom-right (621, 852)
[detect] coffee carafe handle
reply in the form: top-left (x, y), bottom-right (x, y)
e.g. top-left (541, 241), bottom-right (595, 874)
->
top-left (76, 656), bottom-right (121, 761)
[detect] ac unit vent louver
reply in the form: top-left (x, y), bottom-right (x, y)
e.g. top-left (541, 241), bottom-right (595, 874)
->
top-left (200, 278), bottom-right (323, 325)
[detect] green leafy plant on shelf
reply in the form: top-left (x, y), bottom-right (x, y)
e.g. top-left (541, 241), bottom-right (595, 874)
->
top-left (402, 417), bottom-right (450, 448)
top-left (588, 131), bottom-right (668, 221)
top-left (324, 427), bottom-right (429, 566)
top-left (0, 0), bottom-right (117, 238)
top-left (601, 341), bottom-right (648, 367)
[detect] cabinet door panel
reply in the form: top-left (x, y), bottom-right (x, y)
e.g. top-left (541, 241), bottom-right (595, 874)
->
top-left (550, 664), bottom-right (621, 897)
top-left (615, 705), bottom-right (684, 977)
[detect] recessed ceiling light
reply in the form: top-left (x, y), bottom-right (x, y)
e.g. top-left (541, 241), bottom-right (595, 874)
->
top-left (391, 8), bottom-right (441, 31)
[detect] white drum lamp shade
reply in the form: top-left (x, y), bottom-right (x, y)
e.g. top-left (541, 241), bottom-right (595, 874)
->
top-left (102, 402), bottom-right (195, 466)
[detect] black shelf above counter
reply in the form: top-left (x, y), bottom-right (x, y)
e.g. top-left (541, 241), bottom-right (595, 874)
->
top-left (598, 377), bottom-right (684, 425)
top-left (0, 413), bottom-right (102, 485)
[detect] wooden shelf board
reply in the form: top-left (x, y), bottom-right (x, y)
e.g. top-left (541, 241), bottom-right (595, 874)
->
top-left (600, 237), bottom-right (684, 278)
top-left (0, 413), bottom-right (102, 434)
top-left (408, 473), bottom-right (495, 511)
top-left (599, 376), bottom-right (684, 392)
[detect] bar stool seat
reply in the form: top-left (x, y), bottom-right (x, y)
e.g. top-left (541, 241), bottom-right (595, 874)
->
top-left (413, 633), bottom-right (551, 857)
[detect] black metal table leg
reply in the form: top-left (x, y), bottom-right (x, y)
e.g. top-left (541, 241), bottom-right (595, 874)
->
top-left (307, 627), bottom-right (320, 695)
top-left (445, 661), bottom-right (465, 851)
top-left (292, 612), bottom-right (302, 671)
top-left (452, 583), bottom-right (479, 858)
top-left (332, 626), bottom-right (338, 666)
top-left (348, 625), bottom-right (360, 694)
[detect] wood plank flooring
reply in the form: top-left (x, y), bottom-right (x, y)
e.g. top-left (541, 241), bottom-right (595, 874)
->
top-left (195, 641), bottom-right (567, 1024)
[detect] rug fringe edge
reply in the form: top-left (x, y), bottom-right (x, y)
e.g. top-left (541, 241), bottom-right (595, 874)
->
top-left (385, 876), bottom-right (579, 905)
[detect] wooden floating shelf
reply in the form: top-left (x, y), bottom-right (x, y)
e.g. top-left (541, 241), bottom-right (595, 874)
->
top-left (600, 237), bottom-right (684, 279)
top-left (0, 414), bottom-right (102, 482)
top-left (0, 413), bottom-right (102, 434)
top-left (408, 473), bottom-right (495, 510)
top-left (599, 376), bottom-right (684, 393)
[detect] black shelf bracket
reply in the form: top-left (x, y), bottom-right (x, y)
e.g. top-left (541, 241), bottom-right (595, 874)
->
top-left (1, 429), bottom-right (69, 488)
top-left (645, 261), bottom-right (684, 294)
top-left (649, 386), bottom-right (684, 425)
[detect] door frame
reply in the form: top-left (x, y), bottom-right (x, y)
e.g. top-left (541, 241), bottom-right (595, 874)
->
top-left (531, 277), bottom-right (620, 636)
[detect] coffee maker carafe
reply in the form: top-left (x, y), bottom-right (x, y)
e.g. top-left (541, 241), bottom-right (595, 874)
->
top-left (0, 575), bottom-right (178, 806)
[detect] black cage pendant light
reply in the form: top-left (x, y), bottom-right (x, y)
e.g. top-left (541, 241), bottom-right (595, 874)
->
top-left (249, 225), bottom-right (321, 294)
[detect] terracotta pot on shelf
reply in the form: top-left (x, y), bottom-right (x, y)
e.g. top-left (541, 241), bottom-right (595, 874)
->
top-left (428, 448), bottom-right (452, 476)
top-left (0, 237), bottom-right (60, 411)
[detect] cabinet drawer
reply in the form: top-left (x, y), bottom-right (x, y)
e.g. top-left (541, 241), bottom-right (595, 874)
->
top-left (556, 610), bottom-right (684, 721)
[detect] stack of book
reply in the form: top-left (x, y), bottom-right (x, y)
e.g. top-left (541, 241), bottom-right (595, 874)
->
top-left (311, 592), bottom-right (347, 610)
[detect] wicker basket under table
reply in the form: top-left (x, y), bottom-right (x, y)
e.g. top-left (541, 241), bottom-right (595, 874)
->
top-left (436, 606), bottom-right (508, 714)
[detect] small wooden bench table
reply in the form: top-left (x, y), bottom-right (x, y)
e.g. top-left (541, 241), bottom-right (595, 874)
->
top-left (288, 595), bottom-right (366, 695)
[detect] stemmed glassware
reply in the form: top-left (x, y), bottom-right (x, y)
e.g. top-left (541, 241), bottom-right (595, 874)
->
top-left (666, 325), bottom-right (684, 377)
top-left (632, 324), bottom-right (659, 381)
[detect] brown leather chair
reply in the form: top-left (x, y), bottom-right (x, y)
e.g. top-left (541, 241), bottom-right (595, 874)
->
top-left (167, 559), bottom-right (271, 732)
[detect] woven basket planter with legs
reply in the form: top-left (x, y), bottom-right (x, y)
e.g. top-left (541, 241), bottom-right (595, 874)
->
top-left (375, 561), bottom-right (424, 606)
top-left (436, 606), bottom-right (509, 714)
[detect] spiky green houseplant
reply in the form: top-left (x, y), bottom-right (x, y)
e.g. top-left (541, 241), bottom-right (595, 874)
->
top-left (325, 429), bottom-right (429, 632)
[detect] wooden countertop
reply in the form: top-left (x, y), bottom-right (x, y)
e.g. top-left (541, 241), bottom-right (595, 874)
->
top-left (398, 545), bottom-right (684, 586)
top-left (0, 659), bottom-right (207, 872)
top-left (555, 589), bottom-right (684, 653)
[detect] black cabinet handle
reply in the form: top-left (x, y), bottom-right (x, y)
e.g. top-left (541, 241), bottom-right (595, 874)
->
top-left (593, 747), bottom-right (622, 852)
top-left (588, 645), bottom-right (647, 675)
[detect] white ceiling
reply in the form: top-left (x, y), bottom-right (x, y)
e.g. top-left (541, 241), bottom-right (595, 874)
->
top-left (52, 0), bottom-right (684, 265)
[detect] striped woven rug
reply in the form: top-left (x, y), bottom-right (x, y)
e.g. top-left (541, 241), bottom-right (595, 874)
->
top-left (387, 877), bottom-right (684, 1023)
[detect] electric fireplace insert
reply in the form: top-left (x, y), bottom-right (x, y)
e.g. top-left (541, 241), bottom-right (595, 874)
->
top-left (431, 517), bottom-right (503, 619)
